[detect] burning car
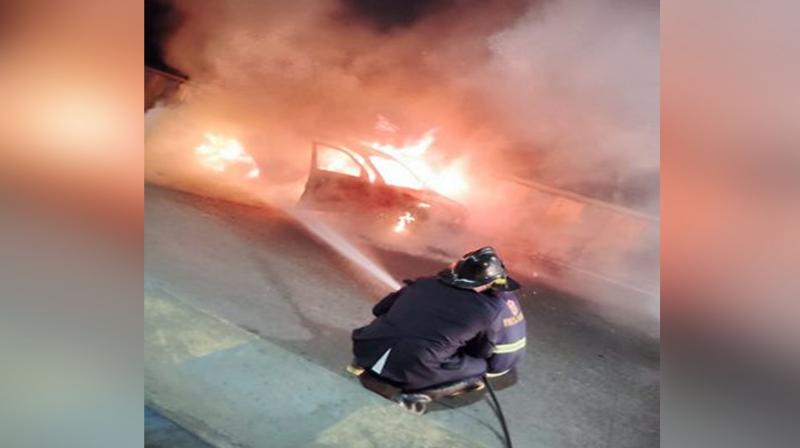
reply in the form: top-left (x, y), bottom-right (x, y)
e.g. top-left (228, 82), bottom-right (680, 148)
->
top-left (298, 141), bottom-right (467, 234)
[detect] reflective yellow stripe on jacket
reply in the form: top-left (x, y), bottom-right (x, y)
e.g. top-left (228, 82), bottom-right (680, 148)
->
top-left (493, 337), bottom-right (526, 354)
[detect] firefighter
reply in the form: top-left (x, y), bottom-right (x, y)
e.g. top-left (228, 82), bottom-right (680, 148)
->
top-left (350, 247), bottom-right (526, 409)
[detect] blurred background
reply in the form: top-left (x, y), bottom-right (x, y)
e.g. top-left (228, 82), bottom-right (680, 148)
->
top-left (0, 1), bottom-right (143, 447)
top-left (661, 1), bottom-right (800, 446)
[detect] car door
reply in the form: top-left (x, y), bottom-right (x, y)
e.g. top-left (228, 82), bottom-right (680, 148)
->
top-left (298, 142), bottom-right (375, 212)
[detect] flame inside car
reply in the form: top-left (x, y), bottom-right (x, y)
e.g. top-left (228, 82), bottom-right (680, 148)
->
top-left (300, 123), bottom-right (470, 236)
top-left (195, 133), bottom-right (260, 178)
top-left (393, 211), bottom-right (416, 233)
top-left (362, 129), bottom-right (469, 201)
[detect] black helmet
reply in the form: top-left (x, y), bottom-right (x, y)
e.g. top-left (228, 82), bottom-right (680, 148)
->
top-left (437, 247), bottom-right (520, 291)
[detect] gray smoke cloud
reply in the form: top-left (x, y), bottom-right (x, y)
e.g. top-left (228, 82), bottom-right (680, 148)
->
top-left (474, 0), bottom-right (659, 204)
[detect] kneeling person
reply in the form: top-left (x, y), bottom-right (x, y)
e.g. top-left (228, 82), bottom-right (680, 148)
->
top-left (351, 247), bottom-right (526, 398)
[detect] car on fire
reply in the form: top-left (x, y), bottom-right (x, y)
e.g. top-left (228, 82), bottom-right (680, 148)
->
top-left (298, 141), bottom-right (467, 234)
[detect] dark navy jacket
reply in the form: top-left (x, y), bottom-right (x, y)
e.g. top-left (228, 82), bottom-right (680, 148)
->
top-left (352, 277), bottom-right (526, 391)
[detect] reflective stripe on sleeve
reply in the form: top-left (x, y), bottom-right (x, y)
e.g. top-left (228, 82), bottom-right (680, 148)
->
top-left (493, 337), bottom-right (526, 354)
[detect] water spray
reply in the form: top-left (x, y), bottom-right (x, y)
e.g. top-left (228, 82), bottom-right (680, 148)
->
top-left (288, 209), bottom-right (402, 291)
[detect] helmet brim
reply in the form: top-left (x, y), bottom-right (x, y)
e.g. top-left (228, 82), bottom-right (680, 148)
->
top-left (495, 276), bottom-right (521, 291)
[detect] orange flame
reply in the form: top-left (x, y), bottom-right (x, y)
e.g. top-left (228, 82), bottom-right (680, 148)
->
top-left (363, 127), bottom-right (469, 201)
top-left (195, 133), bottom-right (260, 178)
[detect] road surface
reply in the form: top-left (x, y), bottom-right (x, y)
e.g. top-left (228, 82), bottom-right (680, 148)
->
top-left (144, 185), bottom-right (659, 447)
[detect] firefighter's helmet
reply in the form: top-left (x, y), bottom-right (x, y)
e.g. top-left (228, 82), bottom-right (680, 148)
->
top-left (437, 247), bottom-right (520, 291)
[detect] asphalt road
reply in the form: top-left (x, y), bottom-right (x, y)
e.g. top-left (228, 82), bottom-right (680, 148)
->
top-left (145, 184), bottom-right (659, 448)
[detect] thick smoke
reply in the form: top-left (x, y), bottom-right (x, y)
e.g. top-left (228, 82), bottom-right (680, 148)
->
top-left (146, 0), bottom-right (659, 333)
top-left (148, 0), bottom-right (657, 203)
top-left (474, 0), bottom-right (659, 207)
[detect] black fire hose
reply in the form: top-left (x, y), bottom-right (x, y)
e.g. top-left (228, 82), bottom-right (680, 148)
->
top-left (483, 375), bottom-right (513, 448)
